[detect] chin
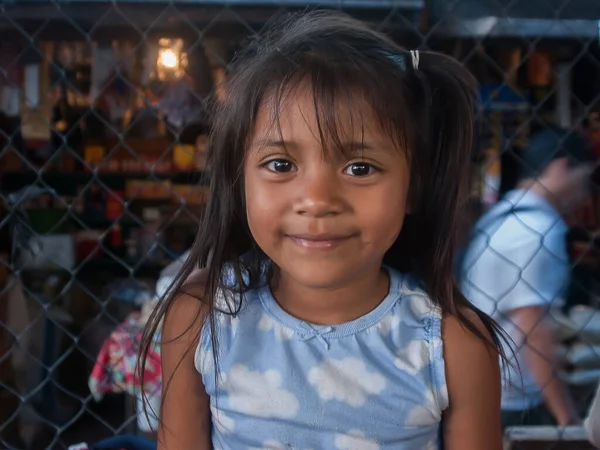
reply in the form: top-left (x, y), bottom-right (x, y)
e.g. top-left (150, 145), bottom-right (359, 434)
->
top-left (279, 260), bottom-right (362, 289)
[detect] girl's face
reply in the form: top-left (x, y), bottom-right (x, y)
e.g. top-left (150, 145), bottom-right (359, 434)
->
top-left (244, 86), bottom-right (410, 289)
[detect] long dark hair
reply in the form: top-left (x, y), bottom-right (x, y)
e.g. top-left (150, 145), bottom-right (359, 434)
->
top-left (139, 9), bottom-right (508, 421)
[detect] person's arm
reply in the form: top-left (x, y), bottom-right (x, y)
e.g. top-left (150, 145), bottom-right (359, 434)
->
top-left (584, 383), bottom-right (600, 446)
top-left (509, 306), bottom-right (579, 426)
top-left (158, 284), bottom-right (212, 450)
top-left (442, 310), bottom-right (502, 450)
top-left (493, 228), bottom-right (578, 426)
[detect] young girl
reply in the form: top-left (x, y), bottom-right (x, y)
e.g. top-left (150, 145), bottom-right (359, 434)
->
top-left (141, 10), bottom-right (505, 449)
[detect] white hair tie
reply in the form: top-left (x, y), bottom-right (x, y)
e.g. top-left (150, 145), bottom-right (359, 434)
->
top-left (410, 50), bottom-right (420, 70)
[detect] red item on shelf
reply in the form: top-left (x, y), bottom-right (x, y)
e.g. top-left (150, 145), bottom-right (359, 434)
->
top-left (105, 190), bottom-right (124, 220)
top-left (110, 225), bottom-right (123, 248)
top-left (76, 233), bottom-right (102, 261)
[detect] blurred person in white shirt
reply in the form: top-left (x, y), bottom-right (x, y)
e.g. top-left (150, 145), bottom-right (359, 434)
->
top-left (459, 127), bottom-right (595, 428)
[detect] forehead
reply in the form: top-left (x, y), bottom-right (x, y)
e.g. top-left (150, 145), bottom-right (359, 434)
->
top-left (250, 81), bottom-right (402, 151)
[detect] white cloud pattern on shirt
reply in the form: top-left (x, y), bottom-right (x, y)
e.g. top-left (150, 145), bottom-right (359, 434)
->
top-left (194, 334), bottom-right (215, 377)
top-left (334, 430), bottom-right (380, 450)
top-left (210, 406), bottom-right (234, 434)
top-left (405, 388), bottom-right (440, 427)
top-left (308, 357), bottom-right (386, 407)
top-left (196, 346), bottom-right (213, 375)
top-left (394, 340), bottom-right (429, 376)
top-left (258, 313), bottom-right (295, 340)
top-left (409, 295), bottom-right (433, 318)
top-left (405, 404), bottom-right (437, 427)
top-left (224, 364), bottom-right (299, 418)
top-left (376, 314), bottom-right (400, 335)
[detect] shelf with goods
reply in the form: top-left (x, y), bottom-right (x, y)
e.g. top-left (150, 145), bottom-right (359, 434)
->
top-left (0, 37), bottom-right (218, 402)
top-left (1, 169), bottom-right (206, 195)
top-left (2, 132), bottom-right (209, 273)
top-left (6, 182), bottom-right (206, 275)
top-left (0, 142), bottom-right (206, 416)
top-left (1, 153), bottom-right (207, 405)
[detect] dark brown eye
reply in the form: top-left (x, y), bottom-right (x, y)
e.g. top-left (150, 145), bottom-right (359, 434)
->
top-left (344, 162), bottom-right (375, 177)
top-left (265, 159), bottom-right (295, 173)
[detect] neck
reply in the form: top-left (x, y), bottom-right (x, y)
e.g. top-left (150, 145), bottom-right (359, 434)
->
top-left (516, 179), bottom-right (562, 213)
top-left (270, 264), bottom-right (390, 325)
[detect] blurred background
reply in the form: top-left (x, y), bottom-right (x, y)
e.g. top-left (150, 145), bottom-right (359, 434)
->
top-left (1, 0), bottom-right (600, 449)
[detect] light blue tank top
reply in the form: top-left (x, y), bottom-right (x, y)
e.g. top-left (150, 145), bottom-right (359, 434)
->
top-left (195, 267), bottom-right (448, 449)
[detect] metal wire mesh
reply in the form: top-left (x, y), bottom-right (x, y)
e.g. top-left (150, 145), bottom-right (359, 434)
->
top-left (1, 1), bottom-right (600, 449)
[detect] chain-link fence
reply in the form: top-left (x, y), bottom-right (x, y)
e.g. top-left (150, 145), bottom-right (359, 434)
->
top-left (1, 1), bottom-right (600, 449)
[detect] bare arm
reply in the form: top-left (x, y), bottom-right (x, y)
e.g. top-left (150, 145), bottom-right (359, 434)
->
top-left (510, 306), bottom-right (579, 426)
top-left (158, 287), bottom-right (212, 450)
top-left (442, 310), bottom-right (502, 450)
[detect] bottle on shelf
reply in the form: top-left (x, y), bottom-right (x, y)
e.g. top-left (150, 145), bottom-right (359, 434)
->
top-left (50, 86), bottom-right (83, 171)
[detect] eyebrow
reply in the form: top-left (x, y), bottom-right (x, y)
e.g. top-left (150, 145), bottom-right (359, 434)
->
top-left (251, 139), bottom-right (376, 153)
top-left (251, 139), bottom-right (294, 150)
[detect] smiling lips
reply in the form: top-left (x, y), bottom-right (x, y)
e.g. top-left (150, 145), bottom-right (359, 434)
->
top-left (286, 233), bottom-right (357, 250)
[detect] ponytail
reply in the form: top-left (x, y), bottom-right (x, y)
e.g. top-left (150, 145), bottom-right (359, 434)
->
top-left (385, 50), bottom-right (508, 355)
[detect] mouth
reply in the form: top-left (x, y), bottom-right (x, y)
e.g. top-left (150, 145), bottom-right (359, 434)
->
top-left (286, 233), bottom-right (357, 250)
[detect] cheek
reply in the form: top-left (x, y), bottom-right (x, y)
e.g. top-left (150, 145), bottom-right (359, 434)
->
top-left (357, 182), bottom-right (409, 245)
top-left (244, 172), bottom-right (284, 241)
top-left (363, 203), bottom-right (406, 244)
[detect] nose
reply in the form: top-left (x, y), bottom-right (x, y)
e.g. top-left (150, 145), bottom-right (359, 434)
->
top-left (292, 171), bottom-right (344, 217)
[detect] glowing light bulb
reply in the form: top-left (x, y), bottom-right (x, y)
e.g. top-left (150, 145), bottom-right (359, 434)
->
top-left (159, 49), bottom-right (178, 69)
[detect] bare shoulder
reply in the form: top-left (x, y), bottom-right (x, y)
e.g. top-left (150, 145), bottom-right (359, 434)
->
top-left (180, 267), bottom-right (209, 299)
top-left (442, 306), bottom-right (498, 355)
top-left (442, 307), bottom-right (501, 378)
top-left (162, 268), bottom-right (209, 344)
